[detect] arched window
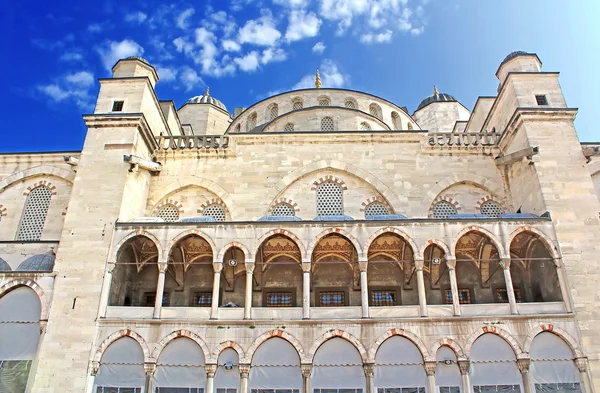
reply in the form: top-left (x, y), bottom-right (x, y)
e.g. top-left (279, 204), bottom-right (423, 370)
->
top-left (360, 122), bottom-right (371, 131)
top-left (203, 205), bottom-right (226, 221)
top-left (369, 103), bottom-right (382, 120)
top-left (321, 117), bottom-right (334, 131)
top-left (391, 111), bottom-right (401, 130)
top-left (284, 123), bottom-right (295, 132)
top-left (432, 201), bottom-right (457, 219)
top-left (246, 112), bottom-right (257, 131)
top-left (318, 96), bottom-right (330, 106)
top-left (345, 99), bottom-right (357, 109)
top-left (95, 337), bottom-right (145, 392)
top-left (157, 204), bottom-right (180, 222)
top-left (271, 203), bottom-right (296, 217)
top-left (235, 124), bottom-right (241, 133)
top-left (292, 98), bottom-right (303, 110)
top-left (407, 122), bottom-right (413, 130)
top-left (268, 103), bottom-right (279, 121)
top-left (480, 200), bottom-right (504, 218)
top-left (316, 181), bottom-right (343, 216)
top-left (16, 186), bottom-right (52, 241)
top-left (364, 202), bottom-right (390, 218)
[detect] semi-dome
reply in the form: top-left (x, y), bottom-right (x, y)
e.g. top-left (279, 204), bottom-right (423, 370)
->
top-left (0, 257), bottom-right (11, 271)
top-left (185, 88), bottom-right (228, 111)
top-left (17, 252), bottom-right (55, 272)
top-left (416, 86), bottom-right (457, 111)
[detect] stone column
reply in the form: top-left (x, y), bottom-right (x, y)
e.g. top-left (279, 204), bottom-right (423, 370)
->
top-left (359, 261), bottom-right (370, 318)
top-left (575, 358), bottom-right (593, 393)
top-left (153, 262), bottom-right (168, 319)
top-left (240, 364), bottom-right (251, 393)
top-left (424, 361), bottom-right (436, 393)
top-left (415, 259), bottom-right (428, 317)
top-left (244, 263), bottom-right (255, 320)
top-left (446, 257), bottom-right (461, 316)
top-left (211, 263), bottom-right (223, 320)
top-left (301, 364), bottom-right (312, 393)
top-left (144, 362), bottom-right (156, 393)
top-left (364, 364), bottom-right (375, 393)
top-left (97, 262), bottom-right (116, 319)
top-left (206, 364), bottom-right (217, 393)
top-left (501, 258), bottom-right (518, 315)
top-left (302, 263), bottom-right (311, 319)
top-left (517, 359), bottom-right (533, 393)
top-left (555, 259), bottom-right (573, 313)
top-left (458, 360), bottom-right (471, 393)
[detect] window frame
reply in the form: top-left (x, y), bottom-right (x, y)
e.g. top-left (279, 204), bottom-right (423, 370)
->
top-left (262, 289), bottom-right (297, 307)
top-left (192, 290), bottom-right (213, 307)
top-left (494, 287), bottom-right (522, 303)
top-left (112, 100), bottom-right (125, 112)
top-left (535, 95), bottom-right (549, 106)
top-left (315, 287), bottom-right (348, 307)
top-left (369, 287), bottom-right (400, 306)
top-left (444, 288), bottom-right (472, 304)
top-left (15, 185), bottom-right (53, 241)
top-left (143, 291), bottom-right (169, 307)
top-left (315, 181), bottom-right (344, 216)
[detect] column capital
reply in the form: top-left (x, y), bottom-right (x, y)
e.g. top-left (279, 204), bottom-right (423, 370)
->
top-left (245, 262), bottom-right (255, 274)
top-left (213, 262), bottom-right (224, 273)
top-left (301, 364), bottom-right (313, 377)
top-left (205, 364), bottom-right (217, 377)
top-left (414, 259), bottom-right (425, 270)
top-left (239, 364), bottom-right (251, 376)
top-left (158, 262), bottom-right (168, 273)
top-left (446, 257), bottom-right (456, 269)
top-left (517, 358), bottom-right (531, 372)
top-left (107, 262), bottom-right (117, 273)
top-left (40, 320), bottom-right (48, 334)
top-left (500, 257), bottom-right (512, 269)
top-left (90, 360), bottom-right (100, 376)
top-left (363, 363), bottom-right (375, 377)
top-left (424, 361), bottom-right (437, 376)
top-left (301, 262), bottom-right (312, 273)
top-left (458, 360), bottom-right (470, 375)
top-left (575, 357), bottom-right (588, 373)
top-left (144, 362), bottom-right (156, 376)
top-left (358, 261), bottom-right (368, 272)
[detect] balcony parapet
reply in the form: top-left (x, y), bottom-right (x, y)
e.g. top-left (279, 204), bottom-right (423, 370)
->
top-left (427, 132), bottom-right (500, 148)
top-left (158, 135), bottom-right (229, 150)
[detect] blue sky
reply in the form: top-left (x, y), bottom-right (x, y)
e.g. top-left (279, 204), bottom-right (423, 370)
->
top-left (1, 0), bottom-right (599, 152)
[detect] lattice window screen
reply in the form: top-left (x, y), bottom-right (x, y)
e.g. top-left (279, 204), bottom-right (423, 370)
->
top-left (391, 112), bottom-right (401, 129)
top-left (345, 100), bottom-right (356, 109)
top-left (16, 186), bottom-right (52, 241)
top-left (157, 205), bottom-right (180, 222)
top-left (318, 97), bottom-right (330, 106)
top-left (365, 202), bottom-right (390, 217)
top-left (432, 201), bottom-right (457, 219)
top-left (284, 123), bottom-right (295, 132)
top-left (316, 182), bottom-right (343, 216)
top-left (293, 100), bottom-right (303, 110)
top-left (203, 205), bottom-right (226, 221)
top-left (271, 203), bottom-right (296, 216)
top-left (269, 104), bottom-right (279, 121)
top-left (360, 122), bottom-right (371, 130)
top-left (369, 104), bottom-right (382, 120)
top-left (480, 201), bottom-right (504, 218)
top-left (321, 117), bottom-right (334, 132)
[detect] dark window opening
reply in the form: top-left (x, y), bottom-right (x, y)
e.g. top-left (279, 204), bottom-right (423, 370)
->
top-left (495, 288), bottom-right (522, 303)
top-left (266, 292), bottom-right (293, 307)
top-left (370, 290), bottom-right (397, 306)
top-left (319, 291), bottom-right (345, 307)
top-left (112, 101), bottom-right (124, 111)
top-left (143, 292), bottom-right (169, 307)
top-left (193, 292), bottom-right (212, 307)
top-left (535, 95), bottom-right (548, 105)
top-left (445, 289), bottom-right (472, 304)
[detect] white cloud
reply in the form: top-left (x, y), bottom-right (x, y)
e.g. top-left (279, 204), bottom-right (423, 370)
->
top-left (59, 52), bottom-right (84, 62)
top-left (96, 39), bottom-right (144, 71)
top-left (285, 10), bottom-right (321, 42)
top-left (176, 8), bottom-right (195, 29)
top-left (411, 26), bottom-right (424, 35)
top-left (222, 39), bottom-right (241, 52)
top-left (173, 37), bottom-right (195, 55)
top-left (318, 0), bottom-right (369, 34)
top-left (312, 42), bottom-right (325, 53)
top-left (293, 59), bottom-right (347, 89)
top-left (210, 11), bottom-right (228, 23)
top-left (235, 51), bottom-right (260, 72)
top-left (180, 67), bottom-right (204, 90)
top-left (261, 47), bottom-right (287, 64)
top-left (38, 84), bottom-right (70, 101)
top-left (194, 27), bottom-right (220, 75)
top-left (65, 71), bottom-right (95, 87)
top-left (125, 11), bottom-right (147, 24)
top-left (88, 23), bottom-right (104, 33)
top-left (156, 66), bottom-right (178, 82)
top-left (238, 15), bottom-right (282, 46)
top-left (37, 81), bottom-right (94, 109)
top-left (360, 30), bottom-right (393, 44)
top-left (273, 0), bottom-right (311, 7)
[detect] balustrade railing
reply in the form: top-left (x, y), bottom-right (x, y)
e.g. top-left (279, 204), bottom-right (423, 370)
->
top-left (159, 135), bottom-right (229, 150)
top-left (427, 132), bottom-right (499, 147)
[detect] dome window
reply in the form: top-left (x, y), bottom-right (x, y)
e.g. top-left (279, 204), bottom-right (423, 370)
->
top-left (407, 123), bottom-right (413, 130)
top-left (369, 103), bottom-right (382, 120)
top-left (360, 122), bottom-right (371, 131)
top-left (16, 186), bottom-right (53, 241)
top-left (480, 201), bottom-right (504, 218)
top-left (284, 123), bottom-right (295, 132)
top-left (391, 111), bottom-right (401, 130)
top-left (235, 124), bottom-right (241, 133)
top-left (344, 99), bottom-right (357, 109)
top-left (316, 181), bottom-right (343, 216)
top-left (432, 201), bottom-right (457, 219)
top-left (271, 203), bottom-right (296, 217)
top-left (292, 98), bottom-right (303, 110)
top-left (321, 117), bottom-right (334, 132)
top-left (246, 112), bottom-right (257, 131)
top-left (203, 204), bottom-right (226, 222)
top-left (364, 202), bottom-right (390, 218)
top-left (156, 204), bottom-right (180, 222)
top-left (268, 103), bottom-right (279, 121)
top-left (318, 97), bottom-right (330, 106)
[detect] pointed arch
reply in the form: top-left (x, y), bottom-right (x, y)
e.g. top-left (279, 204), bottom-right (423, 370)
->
top-left (429, 338), bottom-right (466, 361)
top-left (452, 225), bottom-right (508, 259)
top-left (364, 227), bottom-right (420, 260)
top-left (420, 239), bottom-right (452, 258)
top-left (523, 324), bottom-right (583, 358)
top-left (0, 278), bottom-right (48, 320)
top-left (211, 340), bottom-right (245, 363)
top-left (255, 229), bottom-right (307, 262)
top-left (165, 228), bottom-right (217, 261)
top-left (152, 329), bottom-right (210, 361)
top-left (245, 329), bottom-right (306, 363)
top-left (464, 326), bottom-right (523, 358)
top-left (307, 228), bottom-right (364, 261)
top-left (308, 329), bottom-right (367, 363)
top-left (111, 230), bottom-right (164, 262)
top-left (217, 241), bottom-right (253, 262)
top-left (367, 328), bottom-right (429, 363)
top-left (93, 329), bottom-right (151, 363)
top-left (0, 165), bottom-right (75, 192)
top-left (507, 226), bottom-right (560, 260)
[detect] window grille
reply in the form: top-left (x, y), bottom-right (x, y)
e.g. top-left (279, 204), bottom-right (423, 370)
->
top-left (370, 290), bottom-right (397, 306)
top-left (432, 201), bottom-right (457, 219)
top-left (293, 100), bottom-right (303, 110)
top-left (283, 123), bottom-right (295, 132)
top-left (369, 103), bottom-right (382, 120)
top-left (360, 122), bottom-right (371, 130)
top-left (345, 99), bottom-right (356, 109)
top-left (269, 104), bottom-right (279, 121)
top-left (535, 95), bottom-right (548, 106)
top-left (193, 292), bottom-right (212, 307)
top-left (157, 204), bottom-right (180, 222)
top-left (247, 113), bottom-right (257, 131)
top-left (439, 387), bottom-right (461, 393)
top-left (271, 203), bottom-right (296, 216)
top-left (318, 97), bottom-right (330, 106)
top-left (112, 101), bottom-right (124, 111)
top-left (97, 388), bottom-right (142, 393)
top-left (316, 181), bottom-right (343, 216)
top-left (365, 202), bottom-right (390, 218)
top-left (16, 186), bottom-right (52, 241)
top-left (480, 201), bottom-right (504, 218)
top-left (378, 388), bottom-right (426, 393)
top-left (445, 289), bottom-right (471, 304)
top-left (391, 111), bottom-right (401, 129)
top-left (203, 204), bottom-right (226, 221)
top-left (534, 383), bottom-right (582, 393)
top-left (319, 291), bottom-right (345, 307)
top-left (473, 386), bottom-right (521, 393)
top-left (495, 288), bottom-right (522, 303)
top-left (266, 292), bottom-right (293, 307)
top-left (321, 117), bottom-right (334, 132)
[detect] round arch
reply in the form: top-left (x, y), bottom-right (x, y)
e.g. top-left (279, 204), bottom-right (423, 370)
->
top-left (111, 230), bottom-right (164, 262)
top-left (307, 228), bottom-right (364, 261)
top-left (93, 329), bottom-right (151, 363)
top-left (365, 227), bottom-right (420, 260)
top-left (464, 326), bottom-right (523, 359)
top-left (254, 229), bottom-right (307, 262)
top-left (211, 340), bottom-right (246, 363)
top-left (420, 239), bottom-right (452, 259)
top-left (0, 165), bottom-right (75, 192)
top-left (523, 324), bottom-right (583, 358)
top-left (507, 226), bottom-right (561, 260)
top-left (0, 279), bottom-right (48, 320)
top-left (165, 229), bottom-right (217, 262)
top-left (152, 329), bottom-right (211, 362)
top-left (452, 226), bottom-right (508, 259)
top-left (308, 329), bottom-right (367, 363)
top-left (367, 328), bottom-right (429, 363)
top-left (245, 329), bottom-right (306, 363)
top-left (217, 241), bottom-right (253, 262)
top-left (429, 338), bottom-right (466, 361)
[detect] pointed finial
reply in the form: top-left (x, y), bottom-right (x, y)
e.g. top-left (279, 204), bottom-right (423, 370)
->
top-left (433, 85), bottom-right (439, 95)
top-left (205, 86), bottom-right (210, 96)
top-left (315, 69), bottom-right (322, 89)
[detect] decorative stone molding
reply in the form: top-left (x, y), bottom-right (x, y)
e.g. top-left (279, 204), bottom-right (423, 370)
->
top-left (198, 198), bottom-right (227, 213)
top-left (428, 195), bottom-right (462, 217)
top-left (522, 324), bottom-right (583, 358)
top-left (458, 360), bottom-right (470, 375)
top-left (239, 364), bottom-right (251, 376)
top-left (419, 239), bottom-right (452, 259)
top-left (270, 198), bottom-right (300, 212)
top-left (475, 195), bottom-right (506, 212)
top-left (306, 228), bottom-right (364, 261)
top-left (364, 227), bottom-right (420, 260)
top-left (144, 362), bottom-right (156, 376)
top-left (254, 229), bottom-right (307, 262)
top-left (363, 363), bottom-right (375, 377)
top-left (517, 358), bottom-right (531, 372)
top-left (429, 339), bottom-right (465, 360)
top-left (308, 329), bottom-right (368, 363)
top-left (0, 165), bottom-right (75, 192)
top-left (152, 329), bottom-right (211, 361)
top-left (301, 364), bottom-right (312, 377)
top-left (311, 174), bottom-right (347, 191)
top-left (155, 199), bottom-right (184, 214)
top-left (464, 325), bottom-right (523, 358)
top-left (245, 329), bottom-right (306, 363)
top-left (424, 361), bottom-right (437, 376)
top-left (23, 180), bottom-right (57, 196)
top-left (90, 361), bottom-right (100, 376)
top-left (205, 364), bottom-right (217, 377)
top-left (211, 340), bottom-right (246, 362)
top-left (367, 328), bottom-right (430, 363)
top-left (451, 225), bottom-right (508, 259)
top-left (0, 279), bottom-right (48, 320)
top-left (360, 196), bottom-right (392, 212)
top-left (575, 358), bottom-right (588, 373)
top-left (93, 329), bottom-right (151, 363)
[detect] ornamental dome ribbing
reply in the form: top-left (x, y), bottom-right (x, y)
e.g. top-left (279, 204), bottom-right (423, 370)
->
top-left (185, 88), bottom-right (228, 111)
top-left (416, 86), bottom-right (458, 111)
top-left (17, 252), bottom-right (55, 272)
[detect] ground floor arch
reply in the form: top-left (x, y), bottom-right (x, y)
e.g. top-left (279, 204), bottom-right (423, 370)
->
top-left (470, 334), bottom-right (522, 393)
top-left (530, 332), bottom-right (582, 393)
top-left (153, 337), bottom-right (207, 392)
top-left (95, 337), bottom-right (146, 392)
top-left (249, 337), bottom-right (302, 391)
top-left (374, 336), bottom-right (427, 392)
top-left (312, 337), bottom-right (365, 392)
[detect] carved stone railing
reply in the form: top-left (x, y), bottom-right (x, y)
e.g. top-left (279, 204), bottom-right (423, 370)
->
top-left (159, 135), bottom-right (229, 150)
top-left (427, 132), bottom-right (500, 147)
